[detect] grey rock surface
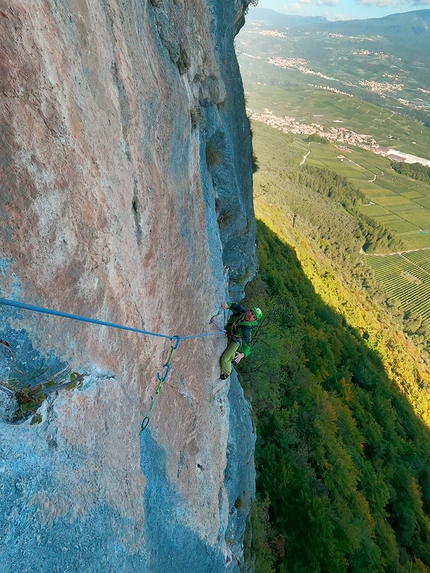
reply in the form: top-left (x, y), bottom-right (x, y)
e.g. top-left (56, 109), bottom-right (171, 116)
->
top-left (0, 0), bottom-right (256, 570)
top-left (0, 388), bottom-right (17, 423)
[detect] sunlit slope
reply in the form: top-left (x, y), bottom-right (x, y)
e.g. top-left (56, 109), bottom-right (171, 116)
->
top-left (252, 119), bottom-right (430, 249)
top-left (251, 120), bottom-right (430, 423)
top-left (242, 218), bottom-right (430, 573)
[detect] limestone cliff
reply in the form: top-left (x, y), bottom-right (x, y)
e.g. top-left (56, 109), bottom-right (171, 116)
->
top-left (0, 1), bottom-right (256, 571)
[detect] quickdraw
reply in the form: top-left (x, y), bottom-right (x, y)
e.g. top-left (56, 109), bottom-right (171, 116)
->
top-left (140, 336), bottom-right (180, 433)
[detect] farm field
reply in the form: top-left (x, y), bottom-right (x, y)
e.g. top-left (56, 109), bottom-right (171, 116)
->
top-left (255, 127), bottom-right (430, 250)
top-left (251, 119), bottom-right (430, 322)
top-left (366, 250), bottom-right (430, 320)
top-left (242, 81), bottom-right (430, 158)
top-left (239, 18), bottom-right (430, 323)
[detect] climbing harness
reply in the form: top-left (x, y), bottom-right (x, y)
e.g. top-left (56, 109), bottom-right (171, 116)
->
top-left (140, 336), bottom-right (179, 433)
top-left (0, 298), bottom-right (225, 431)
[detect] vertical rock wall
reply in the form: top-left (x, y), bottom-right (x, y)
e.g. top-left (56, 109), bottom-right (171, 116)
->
top-left (0, 0), bottom-right (256, 571)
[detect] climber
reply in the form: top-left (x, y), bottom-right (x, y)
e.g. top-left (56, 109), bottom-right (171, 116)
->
top-left (219, 301), bottom-right (262, 380)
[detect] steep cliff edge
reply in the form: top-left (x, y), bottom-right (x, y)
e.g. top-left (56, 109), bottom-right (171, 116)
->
top-left (0, 1), bottom-right (256, 571)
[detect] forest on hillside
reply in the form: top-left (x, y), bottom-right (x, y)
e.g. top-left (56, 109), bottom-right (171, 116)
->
top-left (238, 120), bottom-right (430, 572)
top-left (251, 121), bottom-right (430, 355)
top-left (390, 162), bottom-right (430, 185)
top-left (289, 164), bottom-right (403, 254)
top-left (241, 222), bottom-right (430, 573)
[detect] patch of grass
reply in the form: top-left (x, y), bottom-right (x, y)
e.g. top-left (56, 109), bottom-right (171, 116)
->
top-left (190, 106), bottom-right (201, 129)
top-left (360, 204), bottom-right (390, 217)
top-left (206, 141), bottom-right (221, 168)
top-left (3, 370), bottom-right (84, 423)
top-left (389, 220), bottom-right (419, 233)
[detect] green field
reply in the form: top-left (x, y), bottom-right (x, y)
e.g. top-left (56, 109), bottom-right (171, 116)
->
top-left (263, 132), bottom-right (430, 249)
top-left (367, 250), bottom-right (430, 319)
top-left (243, 82), bottom-right (430, 158)
top-left (239, 22), bottom-right (430, 323)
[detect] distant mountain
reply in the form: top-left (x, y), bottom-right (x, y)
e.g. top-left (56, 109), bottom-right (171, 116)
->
top-left (296, 8), bottom-right (430, 38)
top-left (247, 7), bottom-right (430, 38)
top-left (291, 8), bottom-right (430, 63)
top-left (246, 7), bottom-right (327, 29)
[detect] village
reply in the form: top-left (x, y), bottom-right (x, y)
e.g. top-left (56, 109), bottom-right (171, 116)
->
top-left (251, 108), bottom-right (430, 166)
top-left (251, 108), bottom-right (380, 150)
top-left (266, 55), bottom-right (429, 111)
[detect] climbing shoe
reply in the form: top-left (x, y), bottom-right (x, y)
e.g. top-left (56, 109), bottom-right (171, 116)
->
top-left (220, 373), bottom-right (230, 380)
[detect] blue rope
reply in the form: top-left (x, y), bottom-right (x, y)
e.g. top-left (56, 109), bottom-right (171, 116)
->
top-left (0, 298), bottom-right (225, 342)
top-left (0, 297), bottom-right (226, 432)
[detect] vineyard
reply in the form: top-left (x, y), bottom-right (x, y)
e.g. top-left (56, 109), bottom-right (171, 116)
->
top-left (366, 249), bottom-right (430, 319)
top-left (298, 143), bottom-right (430, 249)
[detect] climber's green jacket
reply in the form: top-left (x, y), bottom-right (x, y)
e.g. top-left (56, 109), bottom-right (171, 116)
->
top-left (225, 302), bottom-right (259, 357)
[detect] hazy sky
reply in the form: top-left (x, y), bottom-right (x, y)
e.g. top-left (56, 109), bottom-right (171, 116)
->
top-left (254, 0), bottom-right (430, 21)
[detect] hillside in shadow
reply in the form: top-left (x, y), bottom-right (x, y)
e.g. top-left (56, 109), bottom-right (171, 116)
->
top-left (240, 220), bottom-right (430, 573)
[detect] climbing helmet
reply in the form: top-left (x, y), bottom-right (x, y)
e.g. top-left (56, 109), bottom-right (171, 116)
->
top-left (250, 307), bottom-right (262, 321)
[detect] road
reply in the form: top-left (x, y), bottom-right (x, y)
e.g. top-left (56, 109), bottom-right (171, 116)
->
top-left (300, 150), bottom-right (310, 166)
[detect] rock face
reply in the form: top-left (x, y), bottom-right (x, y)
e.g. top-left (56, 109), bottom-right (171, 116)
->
top-left (0, 1), bottom-right (256, 571)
